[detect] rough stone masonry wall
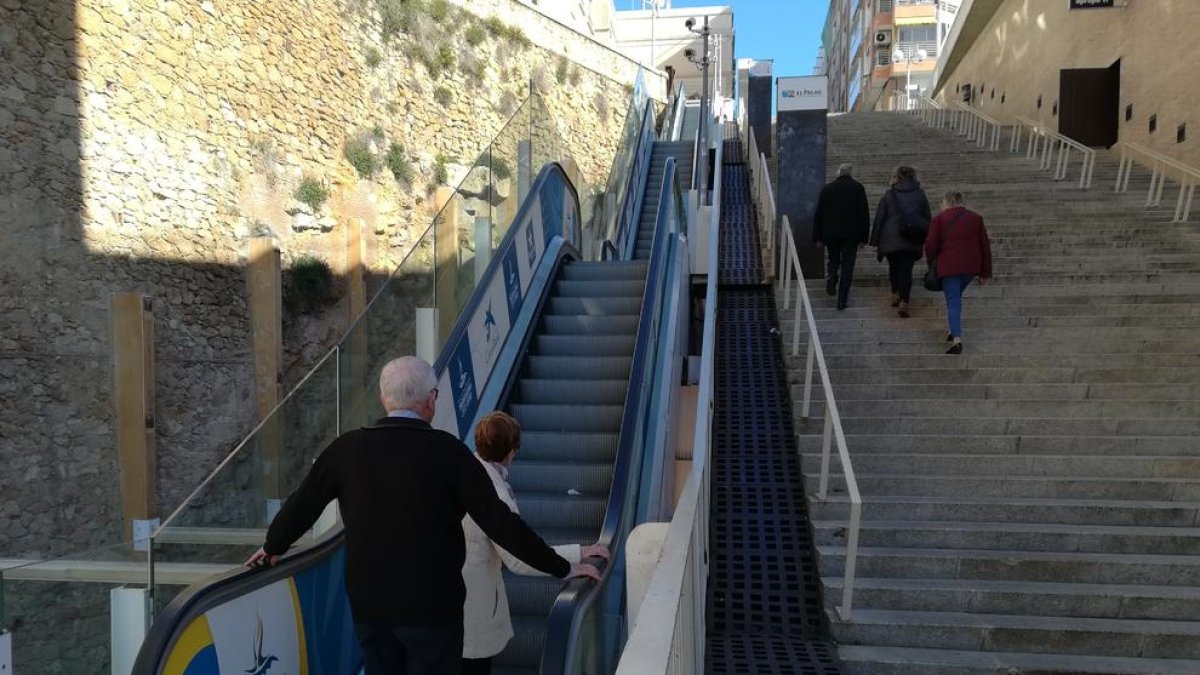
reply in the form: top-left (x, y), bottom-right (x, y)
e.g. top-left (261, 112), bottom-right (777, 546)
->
top-left (0, 0), bottom-right (630, 558)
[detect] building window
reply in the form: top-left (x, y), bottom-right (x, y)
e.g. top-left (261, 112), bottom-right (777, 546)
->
top-left (1150, 115), bottom-right (1157, 133)
top-left (879, 0), bottom-right (894, 12)
top-left (1037, 95), bottom-right (1043, 109)
top-left (1125, 104), bottom-right (1133, 122)
top-left (1179, 124), bottom-right (1187, 143)
top-left (876, 49), bottom-right (892, 67)
top-left (898, 25), bottom-right (938, 44)
top-left (1001, 92), bottom-right (1006, 104)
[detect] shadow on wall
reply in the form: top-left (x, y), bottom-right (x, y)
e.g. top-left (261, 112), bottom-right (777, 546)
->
top-left (0, 1), bottom-right (427, 558)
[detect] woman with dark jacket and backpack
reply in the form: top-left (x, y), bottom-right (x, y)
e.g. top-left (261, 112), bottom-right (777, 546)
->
top-left (870, 165), bottom-right (932, 318)
top-left (925, 191), bottom-right (993, 354)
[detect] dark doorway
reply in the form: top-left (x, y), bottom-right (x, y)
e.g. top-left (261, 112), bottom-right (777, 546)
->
top-left (1059, 60), bottom-right (1121, 147)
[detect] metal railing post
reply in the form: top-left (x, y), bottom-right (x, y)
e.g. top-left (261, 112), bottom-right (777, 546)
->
top-left (818, 404), bottom-right (832, 499)
top-left (802, 336), bottom-right (814, 418)
top-left (791, 274), bottom-right (803, 356)
top-left (841, 499), bottom-right (861, 620)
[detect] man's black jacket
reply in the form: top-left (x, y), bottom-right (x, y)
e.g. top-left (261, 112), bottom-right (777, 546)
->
top-left (813, 175), bottom-right (871, 244)
top-left (264, 417), bottom-right (570, 625)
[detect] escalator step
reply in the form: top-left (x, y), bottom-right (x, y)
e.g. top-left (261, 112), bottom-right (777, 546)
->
top-left (540, 314), bottom-right (639, 336)
top-left (513, 379), bottom-right (628, 405)
top-left (553, 279), bottom-right (645, 298)
top-left (508, 403), bottom-right (623, 432)
top-left (504, 575), bottom-right (565, 616)
top-left (546, 296), bottom-right (641, 316)
top-left (533, 334), bottom-right (635, 357)
top-left (516, 494), bottom-right (607, 530)
top-left (519, 431), bottom-right (619, 462)
top-left (559, 262), bottom-right (647, 281)
top-left (508, 460), bottom-right (615, 494)
top-left (523, 356), bottom-right (632, 380)
top-left (496, 615), bottom-right (547, 668)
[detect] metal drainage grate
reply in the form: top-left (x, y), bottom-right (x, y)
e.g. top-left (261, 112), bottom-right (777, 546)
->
top-left (708, 635), bottom-right (841, 675)
top-left (706, 145), bottom-right (843, 675)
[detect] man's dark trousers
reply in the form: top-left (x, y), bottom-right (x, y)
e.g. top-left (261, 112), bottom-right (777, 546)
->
top-left (825, 240), bottom-right (859, 307)
top-left (357, 621), bottom-right (463, 675)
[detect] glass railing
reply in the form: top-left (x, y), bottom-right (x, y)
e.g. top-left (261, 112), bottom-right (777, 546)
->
top-left (587, 69), bottom-right (651, 261)
top-left (0, 90), bottom-right (574, 674)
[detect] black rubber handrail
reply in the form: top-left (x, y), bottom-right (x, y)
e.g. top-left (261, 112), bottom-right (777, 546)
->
top-left (538, 158), bottom-right (681, 674)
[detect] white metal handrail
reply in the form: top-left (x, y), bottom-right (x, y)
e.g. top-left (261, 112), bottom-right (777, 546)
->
top-left (1115, 141), bottom-right (1200, 223)
top-left (747, 138), bottom-right (861, 618)
top-left (951, 101), bottom-right (1001, 151)
top-left (1011, 115), bottom-right (1097, 189)
top-left (907, 94), bottom-right (947, 128)
top-left (615, 116), bottom-right (722, 675)
top-left (776, 215), bottom-right (862, 619)
top-left (745, 125), bottom-right (778, 280)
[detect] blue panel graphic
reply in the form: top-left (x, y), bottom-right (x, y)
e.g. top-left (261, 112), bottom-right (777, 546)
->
top-left (448, 337), bottom-right (477, 436)
top-left (502, 247), bottom-right (523, 319)
top-left (294, 548), bottom-right (362, 675)
top-left (180, 645), bottom-right (218, 675)
top-left (539, 172), bottom-right (564, 245)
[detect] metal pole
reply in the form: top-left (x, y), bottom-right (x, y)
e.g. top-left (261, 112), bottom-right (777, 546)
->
top-left (699, 16), bottom-right (711, 203)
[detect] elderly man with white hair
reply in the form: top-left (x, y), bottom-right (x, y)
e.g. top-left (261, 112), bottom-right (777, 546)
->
top-left (813, 162), bottom-right (871, 310)
top-left (248, 356), bottom-right (600, 675)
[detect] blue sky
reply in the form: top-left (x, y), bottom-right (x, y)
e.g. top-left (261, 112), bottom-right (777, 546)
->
top-left (659, 0), bottom-right (830, 76)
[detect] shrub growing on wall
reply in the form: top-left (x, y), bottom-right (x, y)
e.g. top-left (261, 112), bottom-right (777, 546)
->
top-left (284, 255), bottom-right (335, 314)
top-left (386, 143), bottom-right (414, 183)
top-left (295, 176), bottom-right (330, 211)
top-left (344, 135), bottom-right (377, 178)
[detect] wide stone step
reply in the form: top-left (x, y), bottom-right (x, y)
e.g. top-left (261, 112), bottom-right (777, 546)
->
top-left (833, 609), bottom-right (1200, 659)
top-left (830, 416), bottom-right (1200, 437)
top-left (802, 398), bottom-right (1200, 419)
top-left (815, 352), bottom-right (1200, 371)
top-left (789, 314), bottom-right (1200, 331)
top-left (817, 546), bottom-right (1200, 586)
top-left (815, 383), bottom-right (1200, 402)
top-left (810, 495), bottom-right (1200, 527)
top-left (813, 520), bottom-right (1200, 555)
top-left (811, 472), bottom-right (1200, 500)
top-left (838, 645), bottom-right (1200, 675)
top-left (825, 577), bottom-right (1200, 622)
top-left (816, 339), bottom-right (1200, 356)
top-left (794, 433), bottom-right (1199, 455)
top-left (799, 452), bottom-right (1200, 479)
top-left (818, 366), bottom-right (1200, 385)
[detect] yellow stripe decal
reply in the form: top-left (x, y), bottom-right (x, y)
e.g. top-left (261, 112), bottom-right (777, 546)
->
top-left (162, 614), bottom-right (214, 675)
top-left (289, 578), bottom-right (310, 675)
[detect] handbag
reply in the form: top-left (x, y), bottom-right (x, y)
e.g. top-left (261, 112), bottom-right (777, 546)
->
top-left (889, 191), bottom-right (928, 245)
top-left (923, 209), bottom-right (967, 292)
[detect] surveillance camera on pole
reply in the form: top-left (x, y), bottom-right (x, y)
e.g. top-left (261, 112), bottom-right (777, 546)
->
top-left (683, 15), bottom-right (712, 201)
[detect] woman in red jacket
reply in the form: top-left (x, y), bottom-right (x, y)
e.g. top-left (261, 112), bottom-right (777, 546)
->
top-left (924, 191), bottom-right (993, 354)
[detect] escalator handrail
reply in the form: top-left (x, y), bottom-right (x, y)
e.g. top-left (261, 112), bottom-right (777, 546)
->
top-left (539, 158), bottom-right (682, 674)
top-left (612, 105), bottom-right (657, 261)
top-left (690, 107), bottom-right (702, 192)
top-left (434, 162), bottom-right (581, 376)
top-left (132, 163), bottom-right (583, 675)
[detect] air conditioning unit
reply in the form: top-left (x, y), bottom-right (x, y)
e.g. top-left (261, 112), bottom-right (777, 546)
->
top-left (874, 30), bottom-right (893, 46)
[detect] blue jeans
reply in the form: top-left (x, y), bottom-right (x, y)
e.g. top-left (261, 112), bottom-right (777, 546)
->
top-left (941, 274), bottom-right (974, 338)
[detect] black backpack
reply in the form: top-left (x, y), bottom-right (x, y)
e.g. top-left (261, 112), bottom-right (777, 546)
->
top-left (888, 191), bottom-right (928, 244)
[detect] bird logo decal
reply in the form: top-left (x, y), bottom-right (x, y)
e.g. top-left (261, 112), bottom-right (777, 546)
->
top-left (244, 616), bottom-right (280, 675)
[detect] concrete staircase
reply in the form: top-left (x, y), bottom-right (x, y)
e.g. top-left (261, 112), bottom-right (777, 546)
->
top-left (783, 112), bottom-right (1200, 674)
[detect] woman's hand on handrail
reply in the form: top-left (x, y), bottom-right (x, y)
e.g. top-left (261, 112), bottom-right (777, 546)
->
top-left (582, 544), bottom-right (611, 561)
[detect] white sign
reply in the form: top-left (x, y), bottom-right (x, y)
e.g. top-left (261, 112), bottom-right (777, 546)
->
top-left (747, 59), bottom-right (773, 77)
top-left (777, 76), bottom-right (829, 112)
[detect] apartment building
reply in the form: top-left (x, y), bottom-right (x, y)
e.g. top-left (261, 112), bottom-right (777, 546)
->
top-left (820, 0), bottom-right (959, 111)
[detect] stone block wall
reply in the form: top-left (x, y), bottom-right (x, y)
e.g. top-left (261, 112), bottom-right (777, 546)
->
top-left (938, 0), bottom-right (1200, 166)
top-left (0, 0), bottom-right (632, 557)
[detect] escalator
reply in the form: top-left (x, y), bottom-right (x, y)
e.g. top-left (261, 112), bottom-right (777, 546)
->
top-left (497, 258), bottom-right (647, 674)
top-left (634, 142), bottom-right (693, 260)
top-left (133, 105), bottom-right (691, 674)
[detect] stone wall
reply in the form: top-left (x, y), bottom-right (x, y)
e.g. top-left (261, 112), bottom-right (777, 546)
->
top-left (938, 0), bottom-right (1200, 166)
top-left (0, 0), bottom-right (631, 557)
